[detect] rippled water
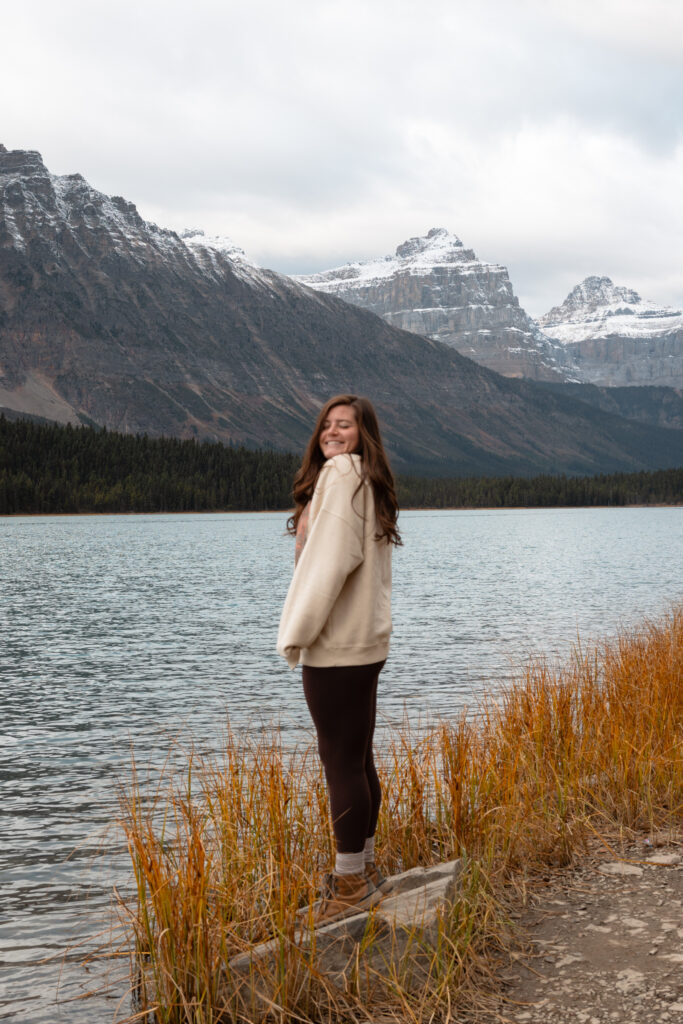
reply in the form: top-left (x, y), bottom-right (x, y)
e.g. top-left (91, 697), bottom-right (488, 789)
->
top-left (1, 507), bottom-right (681, 1022)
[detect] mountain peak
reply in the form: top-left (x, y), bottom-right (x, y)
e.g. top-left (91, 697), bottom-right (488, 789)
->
top-left (541, 276), bottom-right (654, 326)
top-left (395, 227), bottom-right (463, 260)
top-left (564, 276), bottom-right (642, 311)
top-left (0, 145), bottom-right (49, 178)
top-left (295, 227), bottom-right (480, 292)
top-left (539, 276), bottom-right (683, 355)
top-left (0, 148), bottom-right (274, 293)
top-left (295, 229), bottom-right (578, 382)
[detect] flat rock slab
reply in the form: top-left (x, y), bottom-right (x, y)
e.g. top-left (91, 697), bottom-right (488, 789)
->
top-left (598, 861), bottom-right (644, 877)
top-left (646, 854), bottom-right (682, 866)
top-left (312, 858), bottom-right (463, 935)
top-left (228, 858), bottom-right (462, 1000)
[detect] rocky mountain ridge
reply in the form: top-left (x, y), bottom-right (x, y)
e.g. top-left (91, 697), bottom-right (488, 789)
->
top-left (538, 276), bottom-right (683, 388)
top-left (297, 228), bottom-right (579, 383)
top-left (298, 236), bottom-right (683, 392)
top-left (537, 382), bottom-right (683, 432)
top-left (539, 276), bottom-right (683, 342)
top-left (1, 145), bottom-right (681, 476)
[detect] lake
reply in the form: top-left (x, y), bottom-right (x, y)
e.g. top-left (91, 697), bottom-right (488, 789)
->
top-left (1, 507), bottom-right (681, 1022)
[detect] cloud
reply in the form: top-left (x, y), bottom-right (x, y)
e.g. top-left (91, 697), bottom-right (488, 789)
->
top-left (535, 0), bottom-right (683, 61)
top-left (2, 0), bottom-right (682, 313)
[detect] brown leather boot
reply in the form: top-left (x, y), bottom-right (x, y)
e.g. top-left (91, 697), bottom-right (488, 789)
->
top-left (312, 871), bottom-right (383, 925)
top-left (365, 860), bottom-right (394, 895)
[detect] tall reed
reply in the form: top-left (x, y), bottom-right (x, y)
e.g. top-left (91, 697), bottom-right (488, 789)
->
top-left (116, 608), bottom-right (682, 1023)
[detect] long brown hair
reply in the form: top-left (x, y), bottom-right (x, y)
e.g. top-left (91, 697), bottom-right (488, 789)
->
top-left (287, 394), bottom-right (402, 546)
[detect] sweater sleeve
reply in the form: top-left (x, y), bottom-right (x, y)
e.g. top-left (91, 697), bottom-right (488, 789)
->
top-left (277, 457), bottom-right (365, 669)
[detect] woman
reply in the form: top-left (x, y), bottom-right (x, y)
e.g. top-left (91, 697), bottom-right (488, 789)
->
top-left (277, 394), bottom-right (401, 924)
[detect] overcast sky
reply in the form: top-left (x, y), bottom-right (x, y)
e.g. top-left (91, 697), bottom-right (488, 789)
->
top-left (3, 0), bottom-right (682, 315)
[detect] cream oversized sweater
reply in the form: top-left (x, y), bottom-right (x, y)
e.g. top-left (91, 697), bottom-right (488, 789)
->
top-left (277, 453), bottom-right (392, 669)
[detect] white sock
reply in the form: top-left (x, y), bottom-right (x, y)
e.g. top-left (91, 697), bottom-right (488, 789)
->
top-left (335, 850), bottom-right (365, 875)
top-left (363, 836), bottom-right (375, 863)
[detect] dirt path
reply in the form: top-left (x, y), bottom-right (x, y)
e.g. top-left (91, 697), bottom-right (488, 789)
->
top-left (482, 832), bottom-right (683, 1024)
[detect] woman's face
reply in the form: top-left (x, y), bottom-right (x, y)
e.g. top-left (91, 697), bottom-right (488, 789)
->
top-left (319, 404), bottom-right (360, 459)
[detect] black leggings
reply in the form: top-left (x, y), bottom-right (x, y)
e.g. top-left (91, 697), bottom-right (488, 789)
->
top-left (302, 660), bottom-right (385, 854)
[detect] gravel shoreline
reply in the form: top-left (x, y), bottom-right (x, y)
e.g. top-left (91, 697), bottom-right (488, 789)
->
top-left (480, 831), bottom-right (683, 1024)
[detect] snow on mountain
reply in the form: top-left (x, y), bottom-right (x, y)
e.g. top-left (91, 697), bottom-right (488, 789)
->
top-left (0, 145), bottom-right (273, 290)
top-left (178, 228), bottom-right (275, 287)
top-left (538, 276), bottom-right (683, 388)
top-left (180, 228), bottom-right (251, 262)
top-left (539, 276), bottom-right (683, 344)
top-left (1, 153), bottom-right (176, 260)
top-left (299, 227), bottom-right (483, 287)
top-left (297, 228), bottom-right (579, 383)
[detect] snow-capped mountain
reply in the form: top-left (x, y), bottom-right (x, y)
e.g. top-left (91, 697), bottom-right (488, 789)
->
top-left (297, 228), bottom-right (579, 383)
top-left (539, 277), bottom-right (683, 388)
top-left (0, 146), bottom-right (276, 292)
top-left (301, 226), bottom-right (478, 285)
top-left (540, 276), bottom-right (683, 343)
top-left (2, 145), bottom-right (681, 475)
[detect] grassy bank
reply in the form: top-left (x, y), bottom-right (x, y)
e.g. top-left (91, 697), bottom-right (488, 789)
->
top-left (116, 609), bottom-right (682, 1023)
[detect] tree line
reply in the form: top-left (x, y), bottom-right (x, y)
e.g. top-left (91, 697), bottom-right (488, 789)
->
top-left (398, 468), bottom-right (683, 509)
top-left (0, 415), bottom-right (681, 515)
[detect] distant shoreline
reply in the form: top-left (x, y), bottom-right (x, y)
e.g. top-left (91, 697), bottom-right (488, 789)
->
top-left (2, 503), bottom-right (681, 519)
top-left (3, 418), bottom-right (681, 516)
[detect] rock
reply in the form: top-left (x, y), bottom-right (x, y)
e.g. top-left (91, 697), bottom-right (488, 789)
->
top-left (556, 954), bottom-right (585, 968)
top-left (597, 862), bottom-right (644, 877)
top-left (227, 859), bottom-right (462, 1015)
top-left (646, 854), bottom-right (682, 866)
top-left (614, 968), bottom-right (645, 994)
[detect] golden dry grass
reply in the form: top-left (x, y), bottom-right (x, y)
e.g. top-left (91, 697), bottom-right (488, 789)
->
top-left (116, 608), bottom-right (682, 1023)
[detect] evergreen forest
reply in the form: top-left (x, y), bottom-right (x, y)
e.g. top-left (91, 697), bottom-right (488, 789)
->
top-left (1, 415), bottom-right (681, 515)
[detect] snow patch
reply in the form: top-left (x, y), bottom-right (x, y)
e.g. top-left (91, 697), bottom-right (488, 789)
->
top-left (180, 229), bottom-right (256, 266)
